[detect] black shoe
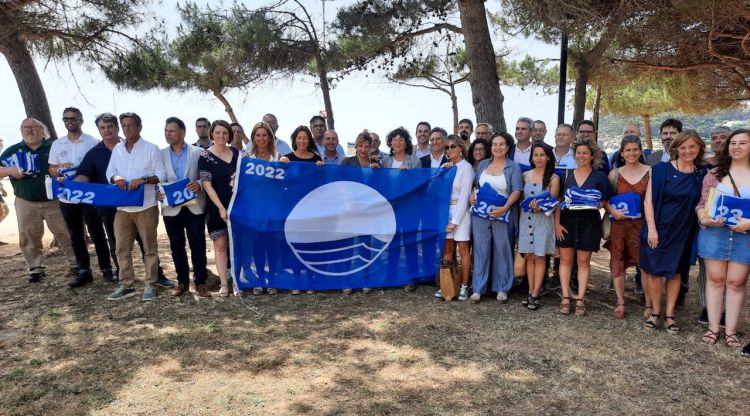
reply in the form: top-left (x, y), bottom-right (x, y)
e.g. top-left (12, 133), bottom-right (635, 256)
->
top-left (27, 271), bottom-right (45, 283)
top-left (68, 269), bottom-right (94, 288)
top-left (68, 266), bottom-right (80, 277)
top-left (102, 268), bottom-right (118, 283)
top-left (720, 312), bottom-right (726, 329)
top-left (697, 309), bottom-right (708, 325)
top-left (156, 275), bottom-right (175, 288)
top-left (742, 342), bottom-right (750, 357)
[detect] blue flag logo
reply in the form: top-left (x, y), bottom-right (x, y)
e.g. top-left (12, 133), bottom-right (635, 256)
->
top-left (229, 159), bottom-right (456, 290)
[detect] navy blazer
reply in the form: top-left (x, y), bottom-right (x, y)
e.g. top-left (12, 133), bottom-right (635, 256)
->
top-left (420, 154), bottom-right (449, 168)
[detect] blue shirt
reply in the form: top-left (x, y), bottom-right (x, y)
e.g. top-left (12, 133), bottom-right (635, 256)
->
top-left (170, 144), bottom-right (189, 179)
top-left (316, 142), bottom-right (345, 158)
top-left (77, 141), bottom-right (115, 184)
top-left (323, 152), bottom-right (346, 165)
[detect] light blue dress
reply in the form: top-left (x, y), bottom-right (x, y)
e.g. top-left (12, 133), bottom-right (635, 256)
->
top-left (518, 172), bottom-right (556, 256)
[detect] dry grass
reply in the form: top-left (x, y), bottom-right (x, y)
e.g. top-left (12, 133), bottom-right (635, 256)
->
top-left (0, 234), bottom-right (748, 416)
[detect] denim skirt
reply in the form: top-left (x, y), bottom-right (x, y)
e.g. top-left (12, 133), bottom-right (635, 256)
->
top-left (697, 226), bottom-right (750, 265)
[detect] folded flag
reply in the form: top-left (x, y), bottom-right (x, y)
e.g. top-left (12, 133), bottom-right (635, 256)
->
top-left (713, 194), bottom-right (750, 226)
top-left (560, 187), bottom-right (601, 210)
top-left (46, 177), bottom-right (145, 207)
top-left (160, 177), bottom-right (197, 207)
top-left (59, 165), bottom-right (78, 180)
top-left (520, 191), bottom-right (559, 216)
top-left (608, 192), bottom-right (642, 219)
top-left (518, 163), bottom-right (532, 173)
top-left (1, 150), bottom-right (40, 175)
top-left (471, 182), bottom-right (510, 222)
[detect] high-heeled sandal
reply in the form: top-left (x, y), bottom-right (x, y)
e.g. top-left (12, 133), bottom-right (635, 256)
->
top-left (702, 329), bottom-right (720, 345)
top-left (575, 298), bottom-right (586, 316)
top-left (613, 303), bottom-right (625, 319)
top-left (724, 333), bottom-right (741, 347)
top-left (664, 316), bottom-right (679, 334)
top-left (643, 303), bottom-right (652, 319)
top-left (644, 313), bottom-right (660, 329)
top-left (559, 296), bottom-right (570, 315)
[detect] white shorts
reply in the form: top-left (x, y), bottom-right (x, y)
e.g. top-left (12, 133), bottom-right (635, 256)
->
top-left (447, 211), bottom-right (471, 242)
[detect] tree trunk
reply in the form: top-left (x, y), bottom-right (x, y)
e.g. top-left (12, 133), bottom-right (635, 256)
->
top-left (0, 35), bottom-right (58, 139)
top-left (642, 114), bottom-right (652, 149)
top-left (211, 89), bottom-right (238, 124)
top-left (314, 50), bottom-right (335, 130)
top-left (572, 59), bottom-right (589, 126)
top-left (592, 84), bottom-right (602, 142)
top-left (457, 0), bottom-right (506, 133)
top-left (450, 83), bottom-right (459, 134)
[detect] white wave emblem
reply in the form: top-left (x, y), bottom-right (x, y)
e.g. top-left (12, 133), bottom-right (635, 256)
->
top-left (284, 181), bottom-right (396, 276)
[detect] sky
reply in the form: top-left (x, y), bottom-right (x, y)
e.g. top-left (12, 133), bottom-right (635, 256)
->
top-left (0, 1), bottom-right (573, 151)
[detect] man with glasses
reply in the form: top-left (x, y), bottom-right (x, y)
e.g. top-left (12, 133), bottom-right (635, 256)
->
top-left (106, 112), bottom-right (167, 302)
top-left (194, 117), bottom-right (212, 149)
top-left (475, 123), bottom-right (493, 143)
top-left (575, 120), bottom-right (610, 175)
top-left (48, 107), bottom-right (114, 287)
top-left (310, 115), bottom-right (344, 156)
top-left (414, 121), bottom-right (432, 158)
top-left (75, 113), bottom-right (172, 288)
top-left (532, 120), bottom-right (547, 143)
top-left (0, 118), bottom-right (76, 283)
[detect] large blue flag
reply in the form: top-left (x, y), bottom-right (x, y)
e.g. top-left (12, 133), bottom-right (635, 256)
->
top-left (229, 159), bottom-right (456, 291)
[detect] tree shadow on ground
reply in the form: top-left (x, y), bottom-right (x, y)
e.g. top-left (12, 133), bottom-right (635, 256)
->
top-left (0, 238), bottom-right (748, 415)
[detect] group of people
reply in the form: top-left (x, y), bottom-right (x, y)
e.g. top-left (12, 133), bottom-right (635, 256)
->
top-left (0, 108), bottom-right (748, 357)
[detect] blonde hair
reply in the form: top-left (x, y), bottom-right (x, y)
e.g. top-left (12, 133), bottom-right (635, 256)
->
top-left (249, 121), bottom-right (277, 157)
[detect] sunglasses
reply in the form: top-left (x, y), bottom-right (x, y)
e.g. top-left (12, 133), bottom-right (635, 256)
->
top-left (444, 144), bottom-right (459, 151)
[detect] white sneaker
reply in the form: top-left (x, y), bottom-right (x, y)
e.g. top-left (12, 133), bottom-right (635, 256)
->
top-left (342, 288), bottom-right (352, 295)
top-left (291, 290), bottom-right (301, 295)
top-left (469, 293), bottom-right (481, 303)
top-left (496, 292), bottom-right (508, 303)
top-left (458, 285), bottom-right (469, 301)
top-left (434, 289), bottom-right (443, 299)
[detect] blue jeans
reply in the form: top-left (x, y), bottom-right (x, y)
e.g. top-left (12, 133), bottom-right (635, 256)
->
top-left (471, 216), bottom-right (514, 295)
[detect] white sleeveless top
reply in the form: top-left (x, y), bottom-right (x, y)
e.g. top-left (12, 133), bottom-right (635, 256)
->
top-left (479, 171), bottom-right (508, 197)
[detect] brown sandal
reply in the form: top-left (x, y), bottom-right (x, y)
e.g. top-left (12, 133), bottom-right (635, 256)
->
top-left (575, 298), bottom-right (586, 316)
top-left (559, 296), bottom-right (571, 315)
top-left (725, 333), bottom-right (741, 347)
top-left (613, 303), bottom-right (625, 319)
top-left (702, 329), bottom-right (720, 345)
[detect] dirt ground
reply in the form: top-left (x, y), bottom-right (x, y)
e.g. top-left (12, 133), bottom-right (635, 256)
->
top-left (0, 181), bottom-right (748, 415)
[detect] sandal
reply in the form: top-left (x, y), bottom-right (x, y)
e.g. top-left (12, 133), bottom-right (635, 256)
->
top-left (559, 296), bottom-right (570, 315)
top-left (613, 303), bottom-right (625, 320)
top-left (644, 313), bottom-right (660, 330)
top-left (218, 285), bottom-right (229, 297)
top-left (724, 333), bottom-right (741, 347)
top-left (643, 304), bottom-right (652, 319)
top-left (575, 298), bottom-right (586, 316)
top-left (664, 316), bottom-right (680, 335)
top-left (702, 329), bottom-right (720, 345)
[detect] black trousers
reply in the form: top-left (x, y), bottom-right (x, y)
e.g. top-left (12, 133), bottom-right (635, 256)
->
top-left (163, 208), bottom-right (208, 286)
top-left (60, 202), bottom-right (111, 271)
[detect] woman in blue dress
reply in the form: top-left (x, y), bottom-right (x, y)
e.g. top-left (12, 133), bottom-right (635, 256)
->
top-left (641, 130), bottom-right (706, 333)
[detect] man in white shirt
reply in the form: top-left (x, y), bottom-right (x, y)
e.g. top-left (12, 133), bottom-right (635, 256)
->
top-left (157, 117), bottom-right (210, 298)
top-left (646, 118), bottom-right (683, 166)
top-left (414, 121), bottom-right (432, 158)
top-left (420, 127), bottom-right (448, 168)
top-left (322, 130), bottom-right (346, 165)
top-left (554, 124), bottom-right (576, 168)
top-left (48, 107), bottom-right (114, 287)
top-left (105, 112), bottom-right (166, 301)
top-left (513, 117), bottom-right (534, 167)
